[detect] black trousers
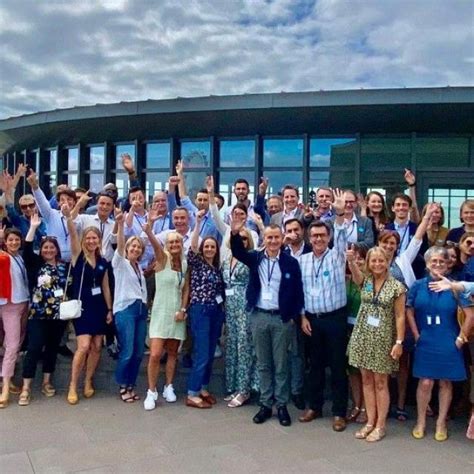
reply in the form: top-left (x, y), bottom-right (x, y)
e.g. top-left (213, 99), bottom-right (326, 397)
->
top-left (306, 308), bottom-right (348, 417)
top-left (22, 319), bottom-right (66, 379)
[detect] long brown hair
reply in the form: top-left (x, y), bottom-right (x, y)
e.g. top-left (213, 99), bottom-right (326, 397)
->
top-left (81, 226), bottom-right (102, 263)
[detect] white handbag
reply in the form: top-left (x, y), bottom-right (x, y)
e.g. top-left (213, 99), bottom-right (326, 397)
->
top-left (59, 262), bottom-right (85, 321)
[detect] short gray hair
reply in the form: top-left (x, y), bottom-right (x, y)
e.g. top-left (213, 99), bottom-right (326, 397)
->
top-left (424, 246), bottom-right (448, 264)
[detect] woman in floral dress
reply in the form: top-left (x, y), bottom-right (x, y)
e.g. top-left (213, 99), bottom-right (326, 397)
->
top-left (222, 227), bottom-right (259, 408)
top-left (18, 213), bottom-right (68, 405)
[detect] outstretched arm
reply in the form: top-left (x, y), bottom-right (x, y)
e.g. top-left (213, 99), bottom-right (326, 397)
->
top-left (142, 220), bottom-right (166, 266)
top-left (404, 169), bottom-right (421, 224)
top-left (62, 204), bottom-right (81, 264)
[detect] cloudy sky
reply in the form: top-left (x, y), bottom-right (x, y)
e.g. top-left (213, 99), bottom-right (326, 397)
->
top-left (1, 0), bottom-right (473, 119)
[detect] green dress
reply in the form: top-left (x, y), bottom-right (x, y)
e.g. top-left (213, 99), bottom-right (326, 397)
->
top-left (149, 257), bottom-right (187, 341)
top-left (348, 275), bottom-right (405, 374)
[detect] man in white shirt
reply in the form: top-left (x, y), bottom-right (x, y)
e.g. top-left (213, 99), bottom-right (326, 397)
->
top-left (27, 169), bottom-right (78, 262)
top-left (157, 207), bottom-right (199, 254)
top-left (298, 189), bottom-right (349, 432)
top-left (270, 185), bottom-right (304, 229)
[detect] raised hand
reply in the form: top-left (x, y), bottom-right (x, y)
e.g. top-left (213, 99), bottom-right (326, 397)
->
top-left (175, 160), bottom-right (183, 175)
top-left (230, 215), bottom-right (245, 235)
top-left (332, 188), bottom-right (345, 215)
top-left (206, 175), bottom-right (214, 194)
top-left (121, 154), bottom-right (135, 174)
top-left (357, 192), bottom-right (366, 210)
top-left (169, 175), bottom-right (180, 187)
top-left (141, 220), bottom-right (153, 235)
top-left (78, 189), bottom-right (92, 208)
top-left (16, 163), bottom-right (27, 177)
top-left (30, 211), bottom-right (42, 228)
top-left (26, 169), bottom-right (39, 189)
top-left (258, 177), bottom-right (269, 196)
top-left (114, 208), bottom-right (124, 224)
top-left (195, 208), bottom-right (206, 225)
top-left (61, 203), bottom-right (71, 218)
top-left (346, 243), bottom-right (356, 263)
top-left (404, 168), bottom-right (416, 186)
top-left (303, 204), bottom-right (314, 219)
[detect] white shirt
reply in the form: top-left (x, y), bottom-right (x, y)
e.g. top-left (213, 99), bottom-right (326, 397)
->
top-left (0, 254), bottom-right (29, 305)
top-left (33, 188), bottom-right (80, 262)
top-left (344, 214), bottom-right (358, 244)
top-left (77, 214), bottom-right (116, 262)
top-left (393, 237), bottom-right (422, 289)
top-left (111, 251), bottom-right (147, 314)
top-left (256, 251), bottom-right (281, 310)
top-left (288, 241), bottom-right (306, 258)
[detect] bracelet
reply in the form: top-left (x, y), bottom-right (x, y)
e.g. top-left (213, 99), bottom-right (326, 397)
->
top-left (456, 336), bottom-right (466, 344)
top-left (107, 308), bottom-right (112, 312)
top-left (395, 339), bottom-right (403, 345)
top-left (180, 307), bottom-right (187, 313)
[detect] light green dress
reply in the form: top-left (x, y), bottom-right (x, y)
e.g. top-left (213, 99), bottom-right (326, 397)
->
top-left (149, 257), bottom-right (187, 340)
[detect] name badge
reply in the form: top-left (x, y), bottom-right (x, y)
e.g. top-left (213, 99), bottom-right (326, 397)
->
top-left (427, 315), bottom-right (432, 325)
top-left (225, 288), bottom-right (235, 297)
top-left (347, 316), bottom-right (357, 326)
top-left (91, 287), bottom-right (102, 296)
top-left (367, 315), bottom-right (380, 327)
top-left (53, 289), bottom-right (64, 298)
top-left (262, 289), bottom-right (272, 301)
top-left (435, 315), bottom-right (441, 325)
top-left (310, 287), bottom-right (318, 297)
top-left (215, 295), bottom-right (223, 304)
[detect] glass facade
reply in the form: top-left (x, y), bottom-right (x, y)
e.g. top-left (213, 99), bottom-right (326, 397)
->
top-left (114, 144), bottom-right (135, 197)
top-left (89, 146), bottom-right (105, 192)
top-left (263, 139), bottom-right (303, 167)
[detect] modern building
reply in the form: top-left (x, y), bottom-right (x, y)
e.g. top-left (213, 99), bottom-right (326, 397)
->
top-left (1, 86), bottom-right (473, 227)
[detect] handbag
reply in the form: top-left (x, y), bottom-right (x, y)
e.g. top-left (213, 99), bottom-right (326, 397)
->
top-left (59, 261), bottom-right (85, 321)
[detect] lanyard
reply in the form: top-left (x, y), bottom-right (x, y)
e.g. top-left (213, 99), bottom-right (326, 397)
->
top-left (345, 220), bottom-right (356, 239)
top-left (158, 215), bottom-right (168, 233)
top-left (133, 213), bottom-right (147, 228)
top-left (99, 220), bottom-right (106, 237)
top-left (60, 216), bottom-right (69, 241)
top-left (312, 249), bottom-right (329, 283)
top-left (199, 215), bottom-right (208, 236)
top-left (397, 224), bottom-right (410, 254)
top-left (372, 277), bottom-right (388, 305)
top-left (229, 258), bottom-right (238, 284)
top-left (11, 254), bottom-right (28, 285)
top-left (177, 270), bottom-right (184, 287)
top-left (131, 263), bottom-right (143, 288)
top-left (266, 256), bottom-right (278, 287)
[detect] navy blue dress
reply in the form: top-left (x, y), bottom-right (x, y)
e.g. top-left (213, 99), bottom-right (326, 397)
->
top-left (71, 253), bottom-right (109, 336)
top-left (407, 277), bottom-right (469, 381)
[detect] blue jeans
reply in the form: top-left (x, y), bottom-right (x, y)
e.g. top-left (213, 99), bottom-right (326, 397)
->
top-left (187, 303), bottom-right (225, 396)
top-left (114, 300), bottom-right (147, 387)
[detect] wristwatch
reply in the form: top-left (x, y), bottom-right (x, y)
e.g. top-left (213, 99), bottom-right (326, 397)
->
top-left (395, 339), bottom-right (403, 345)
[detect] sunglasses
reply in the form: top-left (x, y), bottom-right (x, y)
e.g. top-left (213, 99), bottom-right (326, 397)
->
top-left (41, 236), bottom-right (58, 241)
top-left (20, 203), bottom-right (36, 210)
top-left (464, 239), bottom-right (474, 246)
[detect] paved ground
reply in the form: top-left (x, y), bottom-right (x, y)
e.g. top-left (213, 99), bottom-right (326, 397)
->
top-left (1, 351), bottom-right (473, 473)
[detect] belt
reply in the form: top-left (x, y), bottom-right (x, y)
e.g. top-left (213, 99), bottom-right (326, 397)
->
top-left (256, 307), bottom-right (280, 316)
top-left (306, 308), bottom-right (342, 319)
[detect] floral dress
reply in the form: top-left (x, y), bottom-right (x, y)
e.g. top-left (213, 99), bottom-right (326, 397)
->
top-left (223, 257), bottom-right (259, 394)
top-left (29, 263), bottom-right (69, 320)
top-left (348, 275), bottom-right (405, 374)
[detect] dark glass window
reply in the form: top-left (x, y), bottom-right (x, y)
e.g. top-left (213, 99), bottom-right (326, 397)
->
top-left (264, 170), bottom-right (302, 197)
top-left (146, 143), bottom-right (170, 169)
top-left (361, 138), bottom-right (411, 170)
top-left (114, 144), bottom-right (135, 198)
top-left (90, 146), bottom-right (105, 170)
top-left (67, 148), bottom-right (78, 171)
top-left (180, 141), bottom-right (210, 169)
top-left (428, 187), bottom-right (474, 228)
top-left (263, 139), bottom-right (303, 167)
top-left (146, 172), bottom-right (170, 201)
top-left (218, 170), bottom-right (255, 208)
top-left (416, 137), bottom-right (469, 168)
top-left (310, 138), bottom-right (357, 167)
top-left (220, 140), bottom-right (255, 167)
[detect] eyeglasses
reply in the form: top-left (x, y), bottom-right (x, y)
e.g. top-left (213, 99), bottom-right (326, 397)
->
top-left (20, 203), bottom-right (36, 210)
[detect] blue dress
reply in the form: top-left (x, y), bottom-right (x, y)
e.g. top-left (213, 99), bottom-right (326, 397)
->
top-left (407, 277), bottom-right (468, 381)
top-left (71, 253), bottom-right (109, 336)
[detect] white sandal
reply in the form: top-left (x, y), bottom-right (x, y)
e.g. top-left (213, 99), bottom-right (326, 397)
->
top-left (227, 392), bottom-right (249, 408)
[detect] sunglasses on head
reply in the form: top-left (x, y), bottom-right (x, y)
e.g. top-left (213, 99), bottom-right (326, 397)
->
top-left (20, 203), bottom-right (36, 210)
top-left (41, 235), bottom-right (58, 241)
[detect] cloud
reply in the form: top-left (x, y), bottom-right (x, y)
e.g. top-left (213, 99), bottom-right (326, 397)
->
top-left (0, 0), bottom-right (473, 118)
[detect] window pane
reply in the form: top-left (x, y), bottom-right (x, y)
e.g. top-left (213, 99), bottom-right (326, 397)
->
top-left (180, 141), bottom-right (210, 169)
top-left (90, 174), bottom-right (104, 193)
top-left (416, 137), bottom-right (469, 168)
top-left (220, 140), bottom-right (255, 167)
top-left (146, 172), bottom-right (170, 201)
top-left (310, 138), bottom-right (356, 167)
top-left (218, 171), bottom-right (255, 208)
top-left (264, 171), bottom-right (302, 197)
top-left (429, 187), bottom-right (473, 228)
top-left (49, 149), bottom-right (57, 172)
top-left (90, 146), bottom-right (105, 171)
top-left (115, 144), bottom-right (135, 168)
top-left (361, 138), bottom-right (411, 170)
top-left (146, 143), bottom-right (170, 169)
top-left (264, 139), bottom-right (303, 167)
top-left (115, 172), bottom-right (131, 199)
top-left (328, 170), bottom-right (356, 190)
top-left (309, 171), bottom-right (330, 190)
top-left (68, 148), bottom-right (78, 171)
top-left (49, 174), bottom-right (57, 190)
top-left (182, 170), bottom-right (208, 201)
top-left (68, 174), bottom-right (78, 188)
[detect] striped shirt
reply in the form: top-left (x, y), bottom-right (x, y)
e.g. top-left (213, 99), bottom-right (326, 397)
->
top-left (299, 223), bottom-right (348, 314)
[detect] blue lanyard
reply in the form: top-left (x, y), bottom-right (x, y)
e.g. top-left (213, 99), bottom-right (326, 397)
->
top-left (266, 256), bottom-right (277, 286)
top-left (199, 215), bottom-right (208, 236)
top-left (60, 216), bottom-right (69, 241)
top-left (397, 224), bottom-right (410, 254)
top-left (312, 249), bottom-right (329, 283)
top-left (133, 213), bottom-right (147, 228)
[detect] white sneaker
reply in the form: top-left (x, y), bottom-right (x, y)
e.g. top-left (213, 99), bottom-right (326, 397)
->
top-left (144, 389), bottom-right (158, 410)
top-left (162, 384), bottom-right (177, 403)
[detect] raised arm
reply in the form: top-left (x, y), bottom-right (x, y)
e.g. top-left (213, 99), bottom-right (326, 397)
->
top-left (346, 244), bottom-right (364, 286)
top-left (176, 160), bottom-right (188, 199)
top-left (115, 209), bottom-right (126, 256)
top-left (12, 163), bottom-right (27, 189)
top-left (27, 169), bottom-right (53, 221)
top-left (62, 204), bottom-right (81, 264)
top-left (207, 175), bottom-right (227, 236)
top-left (414, 202), bottom-right (437, 240)
top-left (404, 169), bottom-right (421, 224)
top-left (142, 220), bottom-right (166, 266)
top-left (71, 190), bottom-right (92, 219)
top-left (25, 212), bottom-right (41, 242)
top-left (191, 209), bottom-right (205, 253)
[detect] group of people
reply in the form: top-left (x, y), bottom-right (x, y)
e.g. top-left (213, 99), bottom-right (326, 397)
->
top-left (0, 157), bottom-right (473, 444)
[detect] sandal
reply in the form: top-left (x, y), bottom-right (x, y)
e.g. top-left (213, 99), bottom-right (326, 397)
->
top-left (41, 383), bottom-right (56, 397)
top-left (18, 388), bottom-right (31, 406)
top-left (120, 387), bottom-right (135, 403)
top-left (347, 406), bottom-right (361, 423)
top-left (127, 386), bottom-right (140, 401)
top-left (355, 424), bottom-right (374, 439)
top-left (67, 386), bottom-right (79, 405)
top-left (224, 392), bottom-right (237, 402)
top-left (412, 425), bottom-right (425, 439)
top-left (0, 396), bottom-right (9, 409)
top-left (228, 392), bottom-right (249, 408)
top-left (366, 427), bottom-right (386, 442)
top-left (395, 407), bottom-right (409, 421)
top-left (356, 408), bottom-right (368, 424)
top-left (84, 381), bottom-right (95, 399)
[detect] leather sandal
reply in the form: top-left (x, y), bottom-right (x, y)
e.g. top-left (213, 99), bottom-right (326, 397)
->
top-left (0, 396), bottom-right (9, 408)
top-left (200, 392), bottom-right (217, 405)
top-left (227, 392), bottom-right (249, 408)
top-left (186, 397), bottom-right (212, 409)
top-left (355, 424), bottom-right (374, 439)
top-left (18, 388), bottom-right (31, 406)
top-left (67, 386), bottom-right (79, 405)
top-left (356, 408), bottom-right (368, 424)
top-left (366, 427), bottom-right (386, 442)
top-left (347, 406), bottom-right (361, 423)
top-left (41, 383), bottom-right (56, 397)
top-left (412, 425), bottom-right (425, 439)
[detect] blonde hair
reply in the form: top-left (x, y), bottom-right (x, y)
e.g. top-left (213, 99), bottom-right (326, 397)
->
top-left (164, 231), bottom-right (185, 262)
top-left (81, 226), bottom-right (103, 262)
top-left (124, 236), bottom-right (145, 260)
top-left (226, 227), bottom-right (254, 251)
top-left (364, 246), bottom-right (390, 276)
